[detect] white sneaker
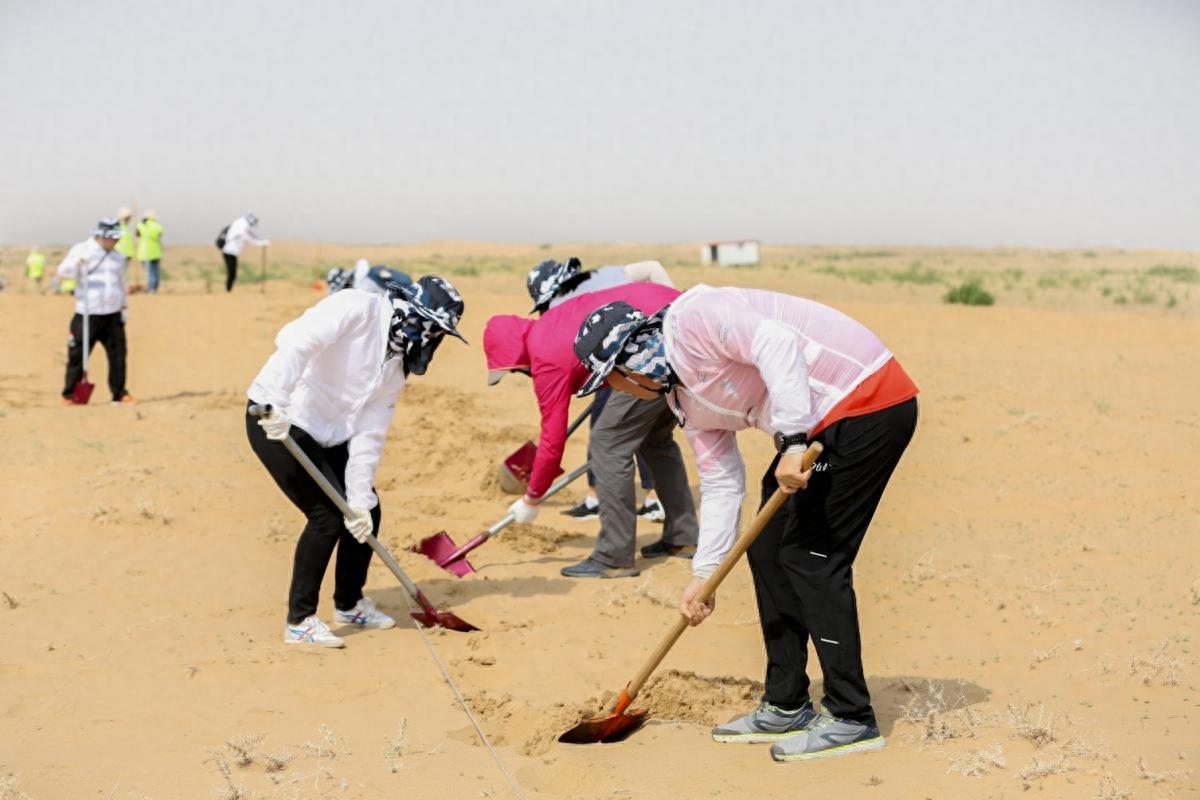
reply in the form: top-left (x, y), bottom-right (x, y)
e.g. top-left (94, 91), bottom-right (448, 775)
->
top-left (333, 597), bottom-right (395, 630)
top-left (284, 615), bottom-right (345, 648)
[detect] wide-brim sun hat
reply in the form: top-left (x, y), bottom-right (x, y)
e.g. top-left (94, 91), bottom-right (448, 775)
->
top-left (92, 218), bottom-right (122, 240)
top-left (526, 257), bottom-right (582, 313)
top-left (401, 275), bottom-right (468, 343)
top-left (573, 301), bottom-right (651, 397)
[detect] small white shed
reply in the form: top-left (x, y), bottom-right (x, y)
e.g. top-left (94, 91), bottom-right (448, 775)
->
top-left (701, 240), bottom-right (760, 267)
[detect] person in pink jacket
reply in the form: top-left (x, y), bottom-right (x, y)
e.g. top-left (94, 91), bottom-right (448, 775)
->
top-left (484, 281), bottom-right (698, 578)
top-left (573, 285), bottom-right (918, 762)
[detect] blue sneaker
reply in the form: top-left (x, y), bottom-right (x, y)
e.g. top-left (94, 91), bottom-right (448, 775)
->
top-left (769, 713), bottom-right (885, 761)
top-left (711, 699), bottom-right (816, 743)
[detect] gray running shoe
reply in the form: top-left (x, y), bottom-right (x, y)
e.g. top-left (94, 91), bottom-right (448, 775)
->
top-left (769, 712), bottom-right (885, 762)
top-left (711, 699), bottom-right (816, 743)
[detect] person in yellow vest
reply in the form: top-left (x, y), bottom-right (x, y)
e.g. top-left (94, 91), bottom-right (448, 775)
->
top-left (136, 210), bottom-right (164, 293)
top-left (26, 247), bottom-right (47, 292)
top-left (116, 207), bottom-right (136, 262)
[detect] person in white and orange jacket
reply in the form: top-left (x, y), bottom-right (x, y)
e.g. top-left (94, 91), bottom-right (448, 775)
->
top-left (572, 285), bottom-right (918, 763)
top-left (246, 276), bottom-right (466, 648)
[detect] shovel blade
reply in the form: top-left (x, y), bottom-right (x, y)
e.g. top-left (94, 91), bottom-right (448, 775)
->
top-left (71, 378), bottom-right (95, 405)
top-left (558, 710), bottom-right (648, 744)
top-left (413, 531), bottom-right (477, 577)
top-left (410, 609), bottom-right (480, 633)
top-left (502, 441), bottom-right (538, 482)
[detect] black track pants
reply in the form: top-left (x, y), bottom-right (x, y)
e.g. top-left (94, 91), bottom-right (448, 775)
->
top-left (61, 312), bottom-right (128, 401)
top-left (245, 404), bottom-right (380, 624)
top-left (223, 253), bottom-right (238, 292)
top-left (747, 398), bottom-right (917, 726)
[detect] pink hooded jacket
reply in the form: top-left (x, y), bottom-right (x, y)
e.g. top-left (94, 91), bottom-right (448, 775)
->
top-left (484, 282), bottom-right (680, 499)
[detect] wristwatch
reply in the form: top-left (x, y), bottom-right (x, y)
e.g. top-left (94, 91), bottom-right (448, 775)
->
top-left (773, 431), bottom-right (808, 452)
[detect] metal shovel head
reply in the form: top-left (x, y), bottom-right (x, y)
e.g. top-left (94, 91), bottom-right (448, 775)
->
top-left (410, 608), bottom-right (480, 633)
top-left (413, 531), bottom-right (477, 577)
top-left (71, 377), bottom-right (95, 405)
top-left (558, 709), bottom-right (648, 744)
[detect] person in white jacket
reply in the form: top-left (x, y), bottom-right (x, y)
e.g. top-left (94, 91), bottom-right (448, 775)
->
top-left (246, 275), bottom-right (466, 648)
top-left (221, 213), bottom-right (270, 292)
top-left (57, 219), bottom-right (134, 405)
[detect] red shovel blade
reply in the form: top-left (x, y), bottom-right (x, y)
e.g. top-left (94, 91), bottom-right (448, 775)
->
top-left (410, 608), bottom-right (480, 633)
top-left (503, 441), bottom-right (538, 482)
top-left (558, 690), bottom-right (648, 744)
top-left (71, 376), bottom-right (95, 405)
top-left (413, 531), bottom-right (477, 577)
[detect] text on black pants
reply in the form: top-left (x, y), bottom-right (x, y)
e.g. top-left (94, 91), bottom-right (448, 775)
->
top-left (747, 397), bottom-right (918, 727)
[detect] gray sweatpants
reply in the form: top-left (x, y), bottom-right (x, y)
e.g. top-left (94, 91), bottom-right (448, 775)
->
top-left (589, 392), bottom-right (699, 567)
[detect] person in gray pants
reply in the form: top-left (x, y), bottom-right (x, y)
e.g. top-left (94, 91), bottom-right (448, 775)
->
top-left (583, 390), bottom-right (699, 576)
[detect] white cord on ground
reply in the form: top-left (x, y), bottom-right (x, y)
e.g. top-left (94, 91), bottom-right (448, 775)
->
top-left (400, 595), bottom-right (526, 800)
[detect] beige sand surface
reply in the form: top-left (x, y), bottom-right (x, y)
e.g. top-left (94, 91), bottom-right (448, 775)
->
top-left (1, 243), bottom-right (1197, 799)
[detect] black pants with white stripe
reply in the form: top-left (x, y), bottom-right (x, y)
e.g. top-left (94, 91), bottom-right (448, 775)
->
top-left (245, 404), bottom-right (380, 625)
top-left (747, 398), bottom-right (917, 727)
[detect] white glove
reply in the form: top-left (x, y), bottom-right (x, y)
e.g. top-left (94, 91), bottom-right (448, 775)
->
top-left (509, 497), bottom-right (540, 524)
top-left (120, 308), bottom-right (128, 324)
top-left (343, 508), bottom-right (373, 543)
top-left (257, 407), bottom-right (291, 440)
top-left (260, 239), bottom-right (272, 247)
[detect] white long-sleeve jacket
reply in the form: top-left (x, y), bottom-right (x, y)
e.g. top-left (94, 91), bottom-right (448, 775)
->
top-left (56, 239), bottom-right (127, 315)
top-left (247, 291), bottom-right (406, 511)
top-left (662, 285), bottom-right (894, 578)
top-left (222, 216), bottom-right (267, 257)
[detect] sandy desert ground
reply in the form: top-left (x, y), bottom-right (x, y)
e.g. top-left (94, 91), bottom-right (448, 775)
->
top-left (0, 242), bottom-right (1197, 800)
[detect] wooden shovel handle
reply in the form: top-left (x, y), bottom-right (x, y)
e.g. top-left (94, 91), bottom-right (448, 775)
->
top-left (624, 442), bottom-right (823, 701)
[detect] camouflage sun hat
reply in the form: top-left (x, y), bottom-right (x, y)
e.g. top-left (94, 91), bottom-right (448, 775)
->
top-left (572, 301), bottom-right (652, 397)
top-left (526, 257), bottom-right (582, 313)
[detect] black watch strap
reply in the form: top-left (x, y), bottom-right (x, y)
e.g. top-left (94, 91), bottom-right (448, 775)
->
top-left (773, 430), bottom-right (808, 452)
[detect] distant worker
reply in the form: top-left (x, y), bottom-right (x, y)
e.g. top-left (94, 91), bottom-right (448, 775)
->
top-left (219, 213), bottom-right (270, 292)
top-left (526, 257), bottom-right (674, 522)
top-left (56, 219), bottom-right (135, 405)
top-left (26, 247), bottom-right (47, 291)
top-left (136, 210), bottom-right (164, 294)
top-left (115, 207), bottom-right (136, 263)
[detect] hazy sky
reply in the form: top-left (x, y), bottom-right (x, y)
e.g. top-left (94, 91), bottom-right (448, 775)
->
top-left (2, 1), bottom-right (1198, 248)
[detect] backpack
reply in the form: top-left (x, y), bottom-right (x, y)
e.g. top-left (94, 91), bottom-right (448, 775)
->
top-left (215, 225), bottom-right (230, 251)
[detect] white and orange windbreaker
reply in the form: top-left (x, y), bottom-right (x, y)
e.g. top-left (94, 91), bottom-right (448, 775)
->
top-left (662, 285), bottom-right (917, 577)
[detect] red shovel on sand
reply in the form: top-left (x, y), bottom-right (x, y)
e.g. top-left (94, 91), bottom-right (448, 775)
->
top-left (249, 404), bottom-right (478, 632)
top-left (559, 443), bottom-right (823, 744)
top-left (70, 254), bottom-right (101, 404)
top-left (498, 403), bottom-right (593, 494)
top-left (415, 462), bottom-right (590, 576)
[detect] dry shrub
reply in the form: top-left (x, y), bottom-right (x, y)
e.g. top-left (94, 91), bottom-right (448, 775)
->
top-left (224, 734), bottom-right (265, 767)
top-left (1129, 640), bottom-right (1183, 687)
top-left (0, 767), bottom-right (33, 800)
top-left (895, 679), bottom-right (986, 748)
top-left (1017, 754), bottom-right (1072, 789)
top-left (135, 498), bottom-right (173, 525)
top-left (902, 551), bottom-right (938, 584)
top-left (632, 577), bottom-right (675, 609)
top-left (1029, 644), bottom-right (1062, 669)
top-left (1191, 577), bottom-right (1200, 605)
top-left (1095, 768), bottom-right (1131, 800)
top-left (1136, 755), bottom-right (1190, 784)
top-left (1007, 703), bottom-right (1057, 748)
top-left (948, 744), bottom-right (1006, 777)
top-left (205, 750), bottom-right (247, 800)
top-left (2, 592), bottom-right (18, 610)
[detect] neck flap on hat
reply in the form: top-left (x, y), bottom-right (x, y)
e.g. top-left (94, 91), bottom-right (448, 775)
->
top-left (388, 294), bottom-right (443, 376)
top-left (616, 314), bottom-right (677, 393)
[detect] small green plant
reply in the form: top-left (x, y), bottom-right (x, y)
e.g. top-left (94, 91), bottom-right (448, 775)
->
top-left (1146, 264), bottom-right (1199, 283)
top-left (943, 280), bottom-right (994, 306)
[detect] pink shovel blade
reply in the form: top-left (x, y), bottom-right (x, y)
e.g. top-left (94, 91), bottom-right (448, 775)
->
top-left (413, 531), bottom-right (477, 577)
top-left (503, 441), bottom-right (538, 482)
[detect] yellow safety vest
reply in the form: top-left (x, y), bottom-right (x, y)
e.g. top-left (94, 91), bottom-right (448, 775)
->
top-left (26, 252), bottom-right (46, 278)
top-left (136, 218), bottom-right (163, 261)
top-left (116, 222), bottom-right (135, 258)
